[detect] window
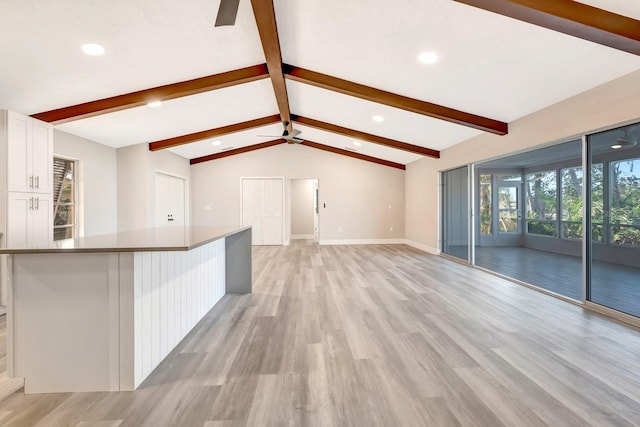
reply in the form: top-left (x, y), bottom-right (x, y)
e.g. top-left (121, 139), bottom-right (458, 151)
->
top-left (498, 186), bottom-right (518, 233)
top-left (610, 157), bottom-right (640, 246)
top-left (479, 174), bottom-right (492, 235)
top-left (53, 157), bottom-right (77, 241)
top-left (526, 171), bottom-right (557, 237)
top-left (591, 163), bottom-right (604, 242)
top-left (561, 166), bottom-right (582, 239)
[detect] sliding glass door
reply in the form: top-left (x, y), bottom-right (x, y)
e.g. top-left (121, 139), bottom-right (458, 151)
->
top-left (588, 124), bottom-right (640, 317)
top-left (441, 124), bottom-right (640, 321)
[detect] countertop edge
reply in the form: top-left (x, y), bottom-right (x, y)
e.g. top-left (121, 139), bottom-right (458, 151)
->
top-left (0, 226), bottom-right (251, 254)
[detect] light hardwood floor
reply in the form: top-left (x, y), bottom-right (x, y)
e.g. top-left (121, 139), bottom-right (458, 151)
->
top-left (1, 241), bottom-right (640, 426)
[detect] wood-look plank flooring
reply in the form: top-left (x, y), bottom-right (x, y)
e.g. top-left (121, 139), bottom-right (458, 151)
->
top-left (470, 245), bottom-right (640, 316)
top-left (1, 241), bottom-right (640, 426)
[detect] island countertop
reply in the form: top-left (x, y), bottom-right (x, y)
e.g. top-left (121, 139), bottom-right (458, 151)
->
top-left (0, 225), bottom-right (251, 254)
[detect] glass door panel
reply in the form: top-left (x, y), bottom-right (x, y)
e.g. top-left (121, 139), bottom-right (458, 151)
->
top-left (442, 167), bottom-right (469, 262)
top-left (589, 124), bottom-right (640, 317)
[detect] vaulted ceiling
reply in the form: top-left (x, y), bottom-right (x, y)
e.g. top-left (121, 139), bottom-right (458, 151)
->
top-left (1, 0), bottom-right (640, 169)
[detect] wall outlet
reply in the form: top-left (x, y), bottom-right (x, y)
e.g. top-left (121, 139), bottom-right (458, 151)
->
top-left (338, 226), bottom-right (342, 232)
top-left (204, 205), bottom-right (213, 211)
top-left (390, 226), bottom-right (394, 232)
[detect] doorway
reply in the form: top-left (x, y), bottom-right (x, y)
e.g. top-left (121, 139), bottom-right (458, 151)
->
top-left (290, 179), bottom-right (319, 242)
top-left (155, 172), bottom-right (186, 227)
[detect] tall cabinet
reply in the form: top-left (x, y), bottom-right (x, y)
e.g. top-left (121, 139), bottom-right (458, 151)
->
top-left (1, 110), bottom-right (53, 305)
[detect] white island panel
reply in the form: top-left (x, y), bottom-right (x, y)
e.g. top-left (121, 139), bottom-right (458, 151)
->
top-left (13, 253), bottom-right (120, 393)
top-left (133, 239), bottom-right (225, 387)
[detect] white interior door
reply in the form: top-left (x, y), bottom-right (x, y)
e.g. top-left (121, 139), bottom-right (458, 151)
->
top-left (262, 179), bottom-right (283, 245)
top-left (169, 176), bottom-right (185, 226)
top-left (242, 178), bottom-right (284, 246)
top-left (155, 172), bottom-right (185, 227)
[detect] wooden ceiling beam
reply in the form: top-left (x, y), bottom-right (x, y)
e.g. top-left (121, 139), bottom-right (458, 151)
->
top-left (292, 114), bottom-right (440, 158)
top-left (31, 64), bottom-right (269, 124)
top-left (189, 138), bottom-right (405, 170)
top-left (250, 0), bottom-right (291, 131)
top-left (190, 139), bottom-right (285, 165)
top-left (149, 114), bottom-right (281, 151)
top-left (453, 0), bottom-right (640, 56)
top-left (283, 64), bottom-right (508, 135)
top-left (300, 140), bottom-right (406, 170)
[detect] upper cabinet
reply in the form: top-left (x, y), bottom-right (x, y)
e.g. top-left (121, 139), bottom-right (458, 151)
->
top-left (6, 110), bottom-right (53, 194)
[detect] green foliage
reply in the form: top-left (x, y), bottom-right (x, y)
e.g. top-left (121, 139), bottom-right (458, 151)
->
top-left (610, 158), bottom-right (640, 246)
top-left (527, 221), bottom-right (556, 237)
top-left (526, 171), bottom-right (556, 221)
top-left (480, 176), bottom-right (492, 235)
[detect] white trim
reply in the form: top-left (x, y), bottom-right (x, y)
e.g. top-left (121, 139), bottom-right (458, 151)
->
top-left (404, 239), bottom-right (440, 255)
top-left (291, 234), bottom-right (315, 240)
top-left (319, 238), bottom-right (405, 245)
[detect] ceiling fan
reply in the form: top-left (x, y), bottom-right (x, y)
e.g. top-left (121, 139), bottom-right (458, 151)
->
top-left (612, 127), bottom-right (638, 149)
top-left (258, 121), bottom-right (304, 144)
top-left (215, 0), bottom-right (241, 26)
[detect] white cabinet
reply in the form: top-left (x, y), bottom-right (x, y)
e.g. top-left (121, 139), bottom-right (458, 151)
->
top-left (1, 110), bottom-right (53, 305)
top-left (1, 110), bottom-right (54, 248)
top-left (6, 192), bottom-right (53, 248)
top-left (6, 110), bottom-right (53, 194)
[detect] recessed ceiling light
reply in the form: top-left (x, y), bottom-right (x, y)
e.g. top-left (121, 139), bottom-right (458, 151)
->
top-left (611, 144), bottom-right (623, 149)
top-left (81, 43), bottom-right (105, 56)
top-left (211, 140), bottom-right (222, 146)
top-left (353, 141), bottom-right (362, 147)
top-left (372, 115), bottom-right (384, 122)
top-left (147, 100), bottom-right (162, 108)
top-left (418, 51), bottom-right (438, 64)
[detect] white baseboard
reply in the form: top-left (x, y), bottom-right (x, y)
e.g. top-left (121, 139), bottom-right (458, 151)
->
top-left (319, 238), bottom-right (406, 246)
top-left (291, 234), bottom-right (315, 240)
top-left (403, 239), bottom-right (440, 255)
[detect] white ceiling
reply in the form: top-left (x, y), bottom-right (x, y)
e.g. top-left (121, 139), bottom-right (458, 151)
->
top-left (1, 0), bottom-right (640, 166)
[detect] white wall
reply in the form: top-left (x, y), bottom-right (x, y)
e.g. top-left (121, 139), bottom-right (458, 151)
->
top-left (405, 69), bottom-right (640, 253)
top-left (291, 179), bottom-right (315, 238)
top-left (117, 143), bottom-right (191, 232)
top-left (53, 130), bottom-right (117, 236)
top-left (191, 144), bottom-right (405, 243)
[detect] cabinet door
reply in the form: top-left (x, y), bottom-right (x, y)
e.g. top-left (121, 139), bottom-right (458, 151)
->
top-left (7, 111), bottom-right (32, 193)
top-left (31, 119), bottom-right (53, 194)
top-left (31, 194), bottom-right (53, 247)
top-left (7, 192), bottom-right (32, 248)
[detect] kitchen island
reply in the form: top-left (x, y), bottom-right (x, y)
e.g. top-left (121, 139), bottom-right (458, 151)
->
top-left (0, 226), bottom-right (251, 394)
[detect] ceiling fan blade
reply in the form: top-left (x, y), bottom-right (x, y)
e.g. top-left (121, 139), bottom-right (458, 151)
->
top-left (257, 134), bottom-right (280, 137)
top-left (215, 0), bottom-right (240, 27)
top-left (290, 129), bottom-right (301, 137)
